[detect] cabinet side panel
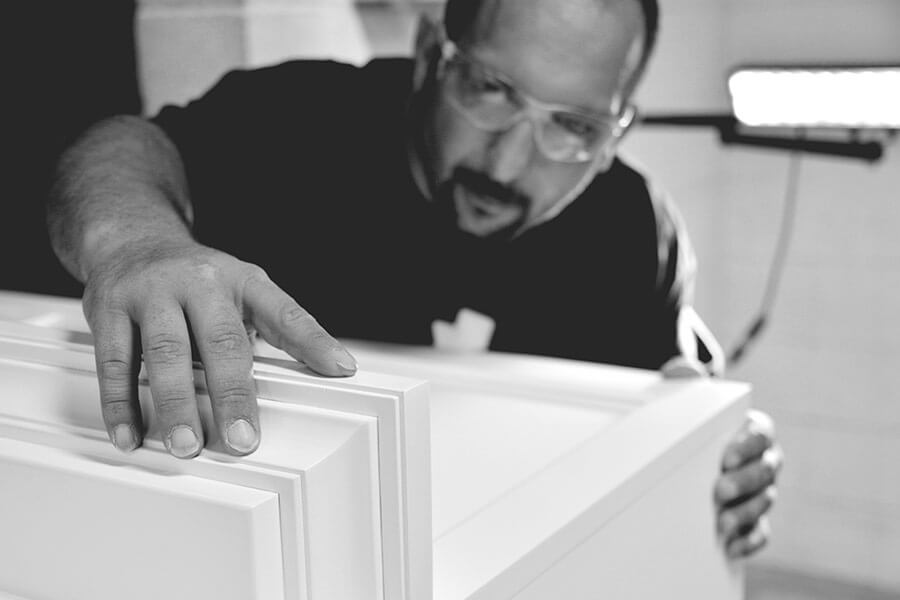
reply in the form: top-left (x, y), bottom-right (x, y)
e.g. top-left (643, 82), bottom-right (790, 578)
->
top-left (509, 427), bottom-right (745, 600)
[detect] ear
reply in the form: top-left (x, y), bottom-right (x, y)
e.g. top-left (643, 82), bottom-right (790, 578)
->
top-left (594, 106), bottom-right (637, 172)
top-left (412, 14), bottom-right (443, 91)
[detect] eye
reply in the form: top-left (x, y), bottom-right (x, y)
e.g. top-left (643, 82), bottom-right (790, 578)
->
top-left (458, 62), bottom-right (511, 98)
top-left (472, 74), bottom-right (506, 94)
top-left (553, 113), bottom-right (599, 139)
top-left (468, 73), bottom-right (510, 100)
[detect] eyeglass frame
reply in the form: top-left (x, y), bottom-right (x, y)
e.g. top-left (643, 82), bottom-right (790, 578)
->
top-left (435, 37), bottom-right (637, 164)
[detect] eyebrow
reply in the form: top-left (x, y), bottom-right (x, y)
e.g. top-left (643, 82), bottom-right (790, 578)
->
top-left (463, 46), bottom-right (620, 119)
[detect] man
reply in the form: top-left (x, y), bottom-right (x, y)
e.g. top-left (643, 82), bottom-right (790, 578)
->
top-left (47, 0), bottom-right (781, 558)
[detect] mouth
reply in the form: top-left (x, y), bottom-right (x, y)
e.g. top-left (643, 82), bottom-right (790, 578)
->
top-left (462, 188), bottom-right (511, 217)
top-left (438, 168), bottom-right (530, 238)
top-left (451, 185), bottom-right (526, 238)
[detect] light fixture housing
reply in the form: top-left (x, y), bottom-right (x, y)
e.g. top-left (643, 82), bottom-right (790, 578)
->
top-left (728, 64), bottom-right (900, 129)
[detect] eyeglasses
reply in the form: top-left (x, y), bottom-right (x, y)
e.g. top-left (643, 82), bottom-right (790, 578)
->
top-left (438, 39), bottom-right (636, 164)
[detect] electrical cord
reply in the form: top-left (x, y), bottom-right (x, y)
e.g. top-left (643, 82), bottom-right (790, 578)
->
top-left (727, 148), bottom-right (804, 366)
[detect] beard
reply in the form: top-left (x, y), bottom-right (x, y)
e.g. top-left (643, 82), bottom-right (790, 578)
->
top-left (433, 166), bottom-right (531, 242)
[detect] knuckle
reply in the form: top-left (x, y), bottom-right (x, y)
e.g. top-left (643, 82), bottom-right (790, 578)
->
top-left (99, 396), bottom-right (138, 422)
top-left (144, 334), bottom-right (189, 364)
top-left (97, 355), bottom-right (133, 382)
top-left (308, 328), bottom-right (334, 345)
top-left (242, 264), bottom-right (271, 286)
top-left (211, 383), bottom-right (254, 409)
top-left (152, 390), bottom-right (195, 414)
top-left (204, 327), bottom-right (250, 356)
top-left (279, 302), bottom-right (314, 328)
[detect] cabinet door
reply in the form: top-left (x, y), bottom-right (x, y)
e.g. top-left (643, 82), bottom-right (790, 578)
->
top-left (0, 312), bottom-right (431, 600)
top-left (0, 437), bottom-right (284, 600)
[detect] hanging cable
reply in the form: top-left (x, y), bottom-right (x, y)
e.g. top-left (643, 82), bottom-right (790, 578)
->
top-left (727, 146), bottom-right (804, 366)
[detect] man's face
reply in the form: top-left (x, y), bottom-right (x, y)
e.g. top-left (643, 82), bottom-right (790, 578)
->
top-left (420, 0), bottom-right (644, 239)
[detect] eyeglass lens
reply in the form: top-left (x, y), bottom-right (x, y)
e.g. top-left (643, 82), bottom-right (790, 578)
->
top-left (444, 52), bottom-right (619, 162)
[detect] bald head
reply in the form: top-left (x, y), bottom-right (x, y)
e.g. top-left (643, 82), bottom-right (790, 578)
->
top-left (444, 0), bottom-right (658, 96)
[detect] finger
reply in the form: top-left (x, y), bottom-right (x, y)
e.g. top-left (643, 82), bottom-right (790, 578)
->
top-left (715, 446), bottom-right (782, 505)
top-left (139, 302), bottom-right (204, 459)
top-left (243, 273), bottom-right (357, 376)
top-left (91, 307), bottom-right (143, 452)
top-left (718, 486), bottom-right (777, 540)
top-left (660, 354), bottom-right (706, 379)
top-left (726, 516), bottom-right (771, 559)
top-left (186, 295), bottom-right (259, 455)
top-left (722, 410), bottom-right (777, 470)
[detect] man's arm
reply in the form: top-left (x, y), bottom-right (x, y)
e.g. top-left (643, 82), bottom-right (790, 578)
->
top-left (644, 174), bottom-right (782, 558)
top-left (47, 115), bottom-right (357, 458)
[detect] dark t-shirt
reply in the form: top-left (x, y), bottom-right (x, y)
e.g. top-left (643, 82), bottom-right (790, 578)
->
top-left (153, 58), bottom-right (697, 370)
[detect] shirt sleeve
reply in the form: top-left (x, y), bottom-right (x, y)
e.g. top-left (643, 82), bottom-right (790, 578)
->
top-left (647, 177), bottom-right (725, 375)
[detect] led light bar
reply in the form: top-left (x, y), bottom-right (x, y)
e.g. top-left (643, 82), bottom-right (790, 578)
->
top-left (728, 65), bottom-right (900, 129)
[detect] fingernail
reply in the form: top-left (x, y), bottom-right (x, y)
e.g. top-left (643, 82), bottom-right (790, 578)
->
top-left (112, 424), bottom-right (137, 452)
top-left (168, 425), bottom-right (201, 458)
top-left (335, 350), bottom-right (357, 374)
top-left (226, 419), bottom-right (258, 453)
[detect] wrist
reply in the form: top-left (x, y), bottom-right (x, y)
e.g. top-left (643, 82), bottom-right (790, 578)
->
top-left (79, 218), bottom-right (194, 283)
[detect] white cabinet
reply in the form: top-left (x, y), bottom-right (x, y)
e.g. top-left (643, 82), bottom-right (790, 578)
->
top-left (0, 292), bottom-right (749, 599)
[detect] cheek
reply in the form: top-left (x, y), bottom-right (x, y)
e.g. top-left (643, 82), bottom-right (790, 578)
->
top-left (429, 100), bottom-right (488, 180)
top-left (523, 162), bottom-right (595, 216)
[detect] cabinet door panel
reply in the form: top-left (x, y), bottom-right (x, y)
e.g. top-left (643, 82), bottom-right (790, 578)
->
top-left (0, 305), bottom-right (432, 600)
top-left (0, 438), bottom-right (284, 600)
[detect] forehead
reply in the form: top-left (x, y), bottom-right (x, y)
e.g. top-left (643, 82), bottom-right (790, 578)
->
top-left (460, 0), bottom-right (644, 112)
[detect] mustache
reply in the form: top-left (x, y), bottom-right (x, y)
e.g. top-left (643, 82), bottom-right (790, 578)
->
top-left (452, 167), bottom-right (528, 207)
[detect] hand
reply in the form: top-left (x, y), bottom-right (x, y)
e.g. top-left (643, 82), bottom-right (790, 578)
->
top-left (662, 353), bottom-right (783, 559)
top-left (83, 239), bottom-right (357, 458)
top-left (715, 409), bottom-right (783, 558)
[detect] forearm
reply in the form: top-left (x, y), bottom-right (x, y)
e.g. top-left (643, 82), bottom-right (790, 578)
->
top-left (47, 115), bottom-right (195, 282)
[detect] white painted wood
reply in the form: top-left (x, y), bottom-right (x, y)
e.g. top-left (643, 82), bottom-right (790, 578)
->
top-left (0, 291), bottom-right (751, 599)
top-left (0, 437), bottom-right (284, 600)
top-left (0, 293), bottom-right (433, 600)
top-left (509, 423), bottom-right (743, 600)
top-left (322, 341), bottom-right (751, 599)
top-left (0, 347), bottom-right (382, 600)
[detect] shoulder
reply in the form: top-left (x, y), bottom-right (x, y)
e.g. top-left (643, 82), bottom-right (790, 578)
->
top-left (206, 57), bottom-right (413, 108)
top-left (154, 57), bottom-right (413, 121)
top-left (192, 59), bottom-right (363, 112)
top-left (556, 155), bottom-right (665, 254)
top-left (613, 153), bottom-right (697, 302)
top-left (544, 154), bottom-right (695, 294)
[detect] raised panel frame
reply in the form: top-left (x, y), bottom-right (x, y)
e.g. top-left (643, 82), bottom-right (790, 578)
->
top-left (0, 308), bottom-right (432, 600)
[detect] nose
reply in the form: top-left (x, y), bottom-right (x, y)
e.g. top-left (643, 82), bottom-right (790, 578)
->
top-left (486, 117), bottom-right (535, 184)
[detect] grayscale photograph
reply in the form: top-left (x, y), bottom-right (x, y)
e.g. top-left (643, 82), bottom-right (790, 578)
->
top-left (1, 1), bottom-right (898, 599)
